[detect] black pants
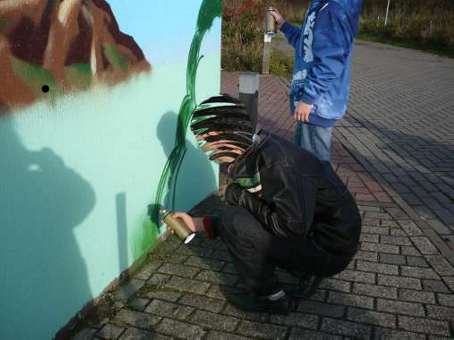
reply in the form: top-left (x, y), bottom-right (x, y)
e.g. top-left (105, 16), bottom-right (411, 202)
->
top-left (217, 206), bottom-right (352, 295)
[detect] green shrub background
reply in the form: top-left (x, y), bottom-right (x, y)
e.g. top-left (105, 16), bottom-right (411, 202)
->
top-left (222, 0), bottom-right (454, 77)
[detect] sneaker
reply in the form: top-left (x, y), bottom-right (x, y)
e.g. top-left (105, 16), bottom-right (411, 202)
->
top-left (223, 288), bottom-right (294, 314)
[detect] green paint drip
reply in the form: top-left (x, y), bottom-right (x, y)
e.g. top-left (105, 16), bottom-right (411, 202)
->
top-left (133, 0), bottom-right (221, 259)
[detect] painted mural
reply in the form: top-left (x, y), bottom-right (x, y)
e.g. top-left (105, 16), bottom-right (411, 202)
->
top-left (0, 1), bottom-right (221, 339)
top-left (0, 0), bottom-right (150, 111)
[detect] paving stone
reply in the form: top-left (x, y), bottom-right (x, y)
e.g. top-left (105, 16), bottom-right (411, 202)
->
top-left (119, 328), bottom-right (170, 340)
top-left (410, 237), bottom-right (440, 255)
top-left (361, 242), bottom-right (400, 254)
top-left (376, 298), bottom-right (425, 317)
top-left (163, 253), bottom-right (188, 265)
top-left (222, 303), bottom-right (269, 322)
top-left (380, 220), bottom-right (399, 228)
top-left (443, 276), bottom-right (454, 291)
top-left (353, 282), bottom-right (397, 299)
top-left (397, 220), bottom-right (423, 236)
top-left (335, 269), bottom-right (376, 284)
top-left (380, 235), bottom-right (412, 246)
top-left (143, 289), bottom-right (182, 302)
top-left (427, 219), bottom-right (452, 235)
top-left (347, 307), bottom-right (396, 328)
top-left (361, 233), bottom-right (380, 243)
top-left (318, 278), bottom-right (351, 293)
top-left (377, 274), bottom-right (422, 290)
top-left (179, 293), bottom-right (225, 313)
top-left (114, 279), bottom-right (145, 303)
top-left (437, 293), bottom-right (454, 307)
top-left (398, 316), bottom-right (450, 336)
top-left (362, 226), bottom-right (389, 235)
top-left (399, 289), bottom-right (436, 304)
top-left (126, 298), bottom-right (150, 312)
top-left (426, 304), bottom-right (454, 322)
top-left (379, 253), bottom-right (406, 265)
top-left (389, 228), bottom-right (407, 237)
top-left (327, 291), bottom-right (374, 309)
top-left (113, 309), bottom-right (161, 329)
top-left (297, 300), bottom-right (346, 318)
top-left (136, 260), bottom-right (163, 277)
top-left (190, 310), bottom-right (239, 332)
top-left (373, 327), bottom-right (426, 340)
top-left (400, 266), bottom-right (440, 279)
top-left (426, 255), bottom-right (454, 276)
top-left (145, 299), bottom-right (194, 320)
top-left (400, 246), bottom-right (421, 256)
top-left (146, 273), bottom-right (171, 287)
top-left (320, 318), bottom-right (371, 338)
top-left (356, 260), bottom-right (399, 275)
top-left (164, 276), bottom-right (210, 295)
top-left (354, 250), bottom-right (379, 262)
top-left (184, 256), bottom-right (225, 271)
top-left (204, 285), bottom-right (231, 300)
top-left (236, 320), bottom-right (287, 339)
top-left (422, 279), bottom-right (451, 293)
top-left (155, 318), bottom-right (206, 340)
top-left (406, 256), bottom-right (429, 267)
top-left (96, 324), bottom-right (125, 339)
top-left (205, 331), bottom-right (252, 340)
top-left (158, 263), bottom-right (201, 278)
top-left (289, 328), bottom-right (342, 340)
top-left (270, 312), bottom-right (318, 328)
top-left (195, 270), bottom-right (238, 286)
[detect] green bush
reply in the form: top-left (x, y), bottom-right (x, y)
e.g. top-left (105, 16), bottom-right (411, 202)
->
top-left (221, 0), bottom-right (454, 75)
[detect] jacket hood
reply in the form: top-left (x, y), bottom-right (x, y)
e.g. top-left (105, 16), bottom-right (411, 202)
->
top-left (330, 0), bottom-right (363, 35)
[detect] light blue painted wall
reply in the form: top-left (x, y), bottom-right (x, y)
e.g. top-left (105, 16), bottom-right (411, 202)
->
top-left (0, 1), bottom-right (221, 338)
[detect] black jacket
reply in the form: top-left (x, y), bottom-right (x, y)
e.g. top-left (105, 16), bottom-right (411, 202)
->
top-left (225, 130), bottom-right (362, 256)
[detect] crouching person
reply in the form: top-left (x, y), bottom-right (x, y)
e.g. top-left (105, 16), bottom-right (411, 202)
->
top-left (172, 96), bottom-right (362, 314)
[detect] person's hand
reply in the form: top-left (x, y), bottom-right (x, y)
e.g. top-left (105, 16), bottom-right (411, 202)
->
top-left (294, 101), bottom-right (313, 123)
top-left (172, 212), bottom-right (204, 233)
top-left (268, 7), bottom-right (285, 27)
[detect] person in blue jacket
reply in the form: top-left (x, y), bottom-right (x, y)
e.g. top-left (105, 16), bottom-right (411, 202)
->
top-left (270, 0), bottom-right (363, 161)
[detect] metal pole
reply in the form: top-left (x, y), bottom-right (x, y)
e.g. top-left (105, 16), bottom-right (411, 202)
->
top-left (219, 73), bottom-right (260, 187)
top-left (262, 33), bottom-right (272, 74)
top-left (384, 0), bottom-right (391, 26)
top-left (239, 72), bottom-right (259, 129)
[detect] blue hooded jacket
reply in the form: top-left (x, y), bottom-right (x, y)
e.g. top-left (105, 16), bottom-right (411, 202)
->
top-left (281, 0), bottom-right (362, 127)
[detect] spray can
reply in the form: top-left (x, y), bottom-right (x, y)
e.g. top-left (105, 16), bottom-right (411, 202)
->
top-left (160, 208), bottom-right (196, 244)
top-left (265, 7), bottom-right (277, 35)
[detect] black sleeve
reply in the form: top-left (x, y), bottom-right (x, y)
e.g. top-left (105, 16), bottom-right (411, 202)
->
top-left (225, 165), bottom-right (318, 238)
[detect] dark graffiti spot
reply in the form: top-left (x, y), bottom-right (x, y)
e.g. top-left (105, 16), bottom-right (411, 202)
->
top-left (41, 85), bottom-right (50, 93)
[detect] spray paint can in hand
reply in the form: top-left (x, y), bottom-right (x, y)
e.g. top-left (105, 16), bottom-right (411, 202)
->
top-left (160, 208), bottom-right (196, 244)
top-left (265, 7), bottom-right (277, 35)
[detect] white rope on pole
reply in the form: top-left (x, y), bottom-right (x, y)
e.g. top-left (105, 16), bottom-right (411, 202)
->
top-left (384, 0), bottom-right (391, 26)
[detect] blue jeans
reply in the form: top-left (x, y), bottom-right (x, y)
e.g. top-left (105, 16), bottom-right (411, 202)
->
top-left (294, 122), bottom-right (333, 162)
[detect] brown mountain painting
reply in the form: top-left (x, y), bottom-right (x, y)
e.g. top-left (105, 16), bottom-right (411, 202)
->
top-left (0, 0), bottom-right (151, 112)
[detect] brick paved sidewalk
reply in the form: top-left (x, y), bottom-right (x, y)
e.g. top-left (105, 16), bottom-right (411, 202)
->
top-left (70, 72), bottom-right (454, 339)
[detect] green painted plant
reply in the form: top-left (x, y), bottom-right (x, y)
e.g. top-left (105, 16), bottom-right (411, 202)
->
top-left (134, 0), bottom-right (222, 258)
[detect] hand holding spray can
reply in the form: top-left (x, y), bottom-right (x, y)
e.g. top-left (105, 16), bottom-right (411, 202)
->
top-left (160, 208), bottom-right (196, 244)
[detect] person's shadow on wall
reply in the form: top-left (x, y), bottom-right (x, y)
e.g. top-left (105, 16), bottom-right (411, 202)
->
top-left (156, 111), bottom-right (217, 211)
top-left (0, 118), bottom-right (96, 339)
